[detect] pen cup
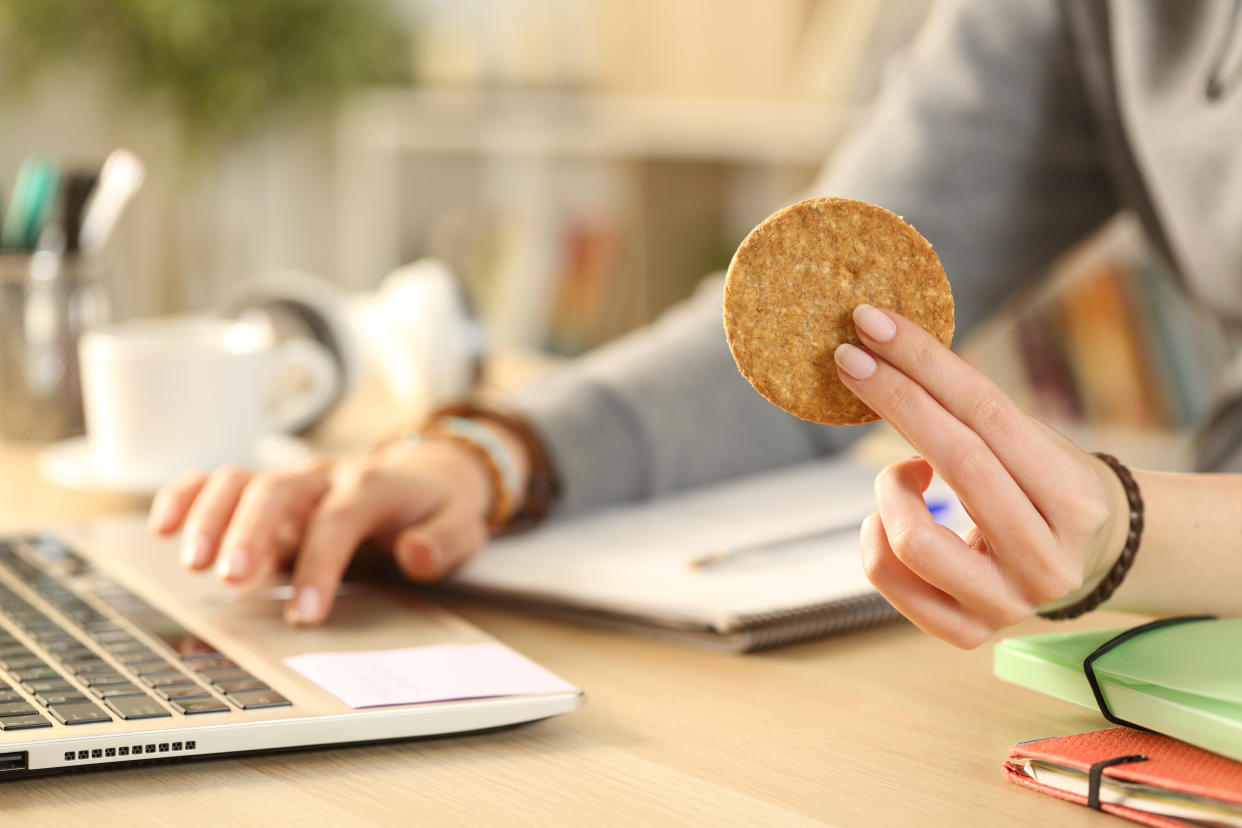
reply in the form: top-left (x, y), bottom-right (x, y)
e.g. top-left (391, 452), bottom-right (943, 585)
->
top-left (0, 251), bottom-right (108, 441)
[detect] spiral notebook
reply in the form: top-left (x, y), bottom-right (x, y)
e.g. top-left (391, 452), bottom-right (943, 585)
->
top-left (444, 458), bottom-right (965, 652)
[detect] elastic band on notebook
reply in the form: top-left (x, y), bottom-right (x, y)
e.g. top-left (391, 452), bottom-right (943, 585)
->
top-left (1087, 754), bottom-right (1149, 811)
top-left (1082, 615), bottom-right (1216, 730)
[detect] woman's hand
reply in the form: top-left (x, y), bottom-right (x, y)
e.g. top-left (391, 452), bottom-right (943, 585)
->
top-left (834, 304), bottom-right (1131, 648)
top-left (148, 431), bottom-right (519, 627)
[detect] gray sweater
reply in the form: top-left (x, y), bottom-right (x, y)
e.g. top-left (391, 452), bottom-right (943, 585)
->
top-left (512, 0), bottom-right (1242, 514)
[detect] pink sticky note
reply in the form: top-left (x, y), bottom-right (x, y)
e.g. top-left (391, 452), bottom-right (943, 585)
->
top-left (283, 642), bottom-right (578, 708)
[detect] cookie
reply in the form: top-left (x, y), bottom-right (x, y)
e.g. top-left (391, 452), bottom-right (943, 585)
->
top-left (723, 197), bottom-right (954, 425)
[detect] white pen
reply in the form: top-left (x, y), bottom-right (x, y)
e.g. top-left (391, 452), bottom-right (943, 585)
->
top-left (689, 498), bottom-right (952, 569)
top-left (688, 523), bottom-right (861, 569)
top-left (78, 147), bottom-right (145, 255)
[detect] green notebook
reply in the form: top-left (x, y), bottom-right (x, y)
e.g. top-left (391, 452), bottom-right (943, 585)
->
top-left (994, 617), bottom-right (1242, 763)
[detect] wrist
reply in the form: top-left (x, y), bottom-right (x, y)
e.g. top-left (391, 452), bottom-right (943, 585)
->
top-left (377, 436), bottom-right (493, 520)
top-left (481, 420), bottom-right (531, 500)
top-left (1038, 453), bottom-right (1145, 620)
top-left (1084, 453), bottom-right (1134, 586)
top-left (421, 417), bottom-right (526, 530)
top-left (425, 400), bottom-right (561, 531)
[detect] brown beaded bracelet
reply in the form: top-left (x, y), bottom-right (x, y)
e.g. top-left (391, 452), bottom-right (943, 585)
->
top-left (427, 400), bottom-right (562, 533)
top-left (420, 417), bottom-right (521, 531)
top-left (1038, 453), bottom-right (1144, 620)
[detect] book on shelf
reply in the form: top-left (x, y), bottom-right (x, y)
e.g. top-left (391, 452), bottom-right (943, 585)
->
top-left (1006, 215), bottom-right (1229, 433)
top-left (544, 209), bottom-right (628, 355)
top-left (1013, 304), bottom-right (1084, 423)
top-left (1056, 254), bottom-right (1167, 429)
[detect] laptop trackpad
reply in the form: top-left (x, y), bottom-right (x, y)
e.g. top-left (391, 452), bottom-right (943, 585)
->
top-left (68, 516), bottom-right (496, 671)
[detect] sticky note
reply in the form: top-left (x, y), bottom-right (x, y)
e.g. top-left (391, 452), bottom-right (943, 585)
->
top-left (283, 642), bottom-right (578, 708)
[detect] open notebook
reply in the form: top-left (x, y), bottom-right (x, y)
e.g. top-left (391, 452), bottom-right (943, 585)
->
top-left (443, 457), bottom-right (965, 652)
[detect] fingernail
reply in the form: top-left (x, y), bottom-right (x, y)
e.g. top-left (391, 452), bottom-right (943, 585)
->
top-left (181, 536), bottom-right (209, 569)
top-left (835, 343), bottom-right (877, 380)
top-left (288, 585), bottom-right (321, 625)
top-left (218, 546), bottom-right (252, 582)
top-left (854, 304), bottom-right (896, 342)
top-left (402, 541), bottom-right (437, 573)
top-left (401, 541), bottom-right (440, 578)
top-left (150, 503), bottom-right (170, 534)
top-left (421, 544), bottom-right (442, 574)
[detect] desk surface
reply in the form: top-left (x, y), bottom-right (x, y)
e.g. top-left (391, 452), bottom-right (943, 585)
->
top-left (0, 421), bottom-right (1134, 826)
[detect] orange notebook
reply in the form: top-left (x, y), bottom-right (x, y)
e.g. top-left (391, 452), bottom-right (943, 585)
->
top-left (1004, 728), bottom-right (1242, 827)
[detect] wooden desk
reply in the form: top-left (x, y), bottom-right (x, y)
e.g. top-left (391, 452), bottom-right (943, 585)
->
top-left (0, 433), bottom-right (1134, 826)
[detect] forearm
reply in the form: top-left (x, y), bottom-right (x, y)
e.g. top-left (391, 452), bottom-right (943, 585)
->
top-left (1104, 470), bottom-right (1242, 617)
top-left (510, 277), bottom-right (858, 515)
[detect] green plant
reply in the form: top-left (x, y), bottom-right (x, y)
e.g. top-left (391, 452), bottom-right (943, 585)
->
top-left (0, 0), bottom-right (410, 143)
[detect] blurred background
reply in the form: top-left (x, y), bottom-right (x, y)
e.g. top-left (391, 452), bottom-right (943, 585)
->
top-left (0, 0), bottom-right (1230, 464)
top-left (0, 0), bottom-right (928, 344)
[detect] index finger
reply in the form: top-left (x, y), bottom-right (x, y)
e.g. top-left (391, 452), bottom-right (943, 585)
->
top-left (284, 488), bottom-right (381, 626)
top-left (286, 466), bottom-right (442, 626)
top-left (851, 304), bottom-right (1096, 516)
top-left (835, 334), bottom-right (1053, 573)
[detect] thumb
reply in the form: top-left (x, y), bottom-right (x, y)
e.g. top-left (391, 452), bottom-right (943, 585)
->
top-left (393, 503), bottom-right (489, 582)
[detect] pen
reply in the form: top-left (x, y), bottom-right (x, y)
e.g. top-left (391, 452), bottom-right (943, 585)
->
top-left (1, 157), bottom-right (60, 250)
top-left (60, 171), bottom-right (99, 253)
top-left (689, 497), bottom-right (953, 570)
top-left (79, 147), bottom-right (144, 255)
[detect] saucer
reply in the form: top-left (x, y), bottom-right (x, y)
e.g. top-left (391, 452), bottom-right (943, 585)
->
top-left (38, 433), bottom-right (314, 495)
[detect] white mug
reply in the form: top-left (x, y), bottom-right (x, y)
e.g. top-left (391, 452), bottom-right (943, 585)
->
top-left (78, 316), bottom-right (337, 485)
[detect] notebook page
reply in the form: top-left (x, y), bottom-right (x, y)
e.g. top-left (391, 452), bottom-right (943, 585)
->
top-left (448, 458), bottom-right (964, 633)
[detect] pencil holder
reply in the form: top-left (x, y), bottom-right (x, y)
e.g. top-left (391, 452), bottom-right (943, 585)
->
top-left (0, 251), bottom-right (108, 441)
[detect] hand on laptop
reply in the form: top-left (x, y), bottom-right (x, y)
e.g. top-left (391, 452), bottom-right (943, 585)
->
top-left (833, 305), bottom-right (1130, 648)
top-left (148, 429), bottom-right (526, 626)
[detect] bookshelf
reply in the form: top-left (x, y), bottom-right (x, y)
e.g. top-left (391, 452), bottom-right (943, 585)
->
top-left (960, 214), bottom-right (1234, 469)
top-left (330, 0), bottom-right (935, 353)
top-left (333, 88), bottom-right (859, 352)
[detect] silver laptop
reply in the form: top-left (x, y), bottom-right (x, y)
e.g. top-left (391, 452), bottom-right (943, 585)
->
top-left (0, 517), bottom-right (582, 778)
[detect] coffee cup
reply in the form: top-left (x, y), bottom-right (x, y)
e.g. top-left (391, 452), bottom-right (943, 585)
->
top-left (77, 316), bottom-right (337, 486)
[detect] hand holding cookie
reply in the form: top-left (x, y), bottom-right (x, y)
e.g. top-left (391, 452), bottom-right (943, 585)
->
top-left (724, 197), bottom-right (1128, 647)
top-left (836, 306), bottom-right (1129, 647)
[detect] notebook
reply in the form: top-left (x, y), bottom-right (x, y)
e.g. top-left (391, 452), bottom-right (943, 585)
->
top-left (1005, 727), bottom-right (1242, 828)
top-left (442, 457), bottom-right (966, 652)
top-left (993, 618), bottom-right (1242, 763)
top-left (0, 520), bottom-right (581, 778)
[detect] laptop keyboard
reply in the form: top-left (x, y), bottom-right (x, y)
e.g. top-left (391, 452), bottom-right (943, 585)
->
top-left (0, 536), bottom-right (289, 730)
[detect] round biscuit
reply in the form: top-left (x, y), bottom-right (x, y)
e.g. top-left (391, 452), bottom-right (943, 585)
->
top-left (723, 197), bottom-right (954, 425)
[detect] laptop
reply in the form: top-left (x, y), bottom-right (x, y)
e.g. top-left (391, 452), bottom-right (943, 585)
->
top-left (0, 517), bottom-right (583, 778)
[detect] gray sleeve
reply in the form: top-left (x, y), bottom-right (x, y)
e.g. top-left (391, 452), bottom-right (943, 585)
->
top-left (509, 275), bottom-right (857, 515)
top-left (512, 0), bottom-right (1118, 516)
top-left (816, 0), bottom-right (1119, 335)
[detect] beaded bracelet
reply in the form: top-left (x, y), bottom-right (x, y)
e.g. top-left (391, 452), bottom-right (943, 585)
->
top-left (394, 416), bottom-right (523, 531)
top-left (1038, 453), bottom-right (1144, 620)
top-left (428, 401), bottom-right (561, 533)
